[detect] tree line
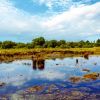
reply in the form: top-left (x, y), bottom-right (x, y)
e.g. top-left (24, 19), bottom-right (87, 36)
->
top-left (0, 37), bottom-right (100, 49)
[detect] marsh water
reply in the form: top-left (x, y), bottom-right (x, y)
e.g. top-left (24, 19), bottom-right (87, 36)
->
top-left (0, 55), bottom-right (100, 99)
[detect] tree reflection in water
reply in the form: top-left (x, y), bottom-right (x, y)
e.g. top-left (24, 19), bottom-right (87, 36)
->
top-left (84, 55), bottom-right (89, 60)
top-left (83, 52), bottom-right (89, 60)
top-left (32, 58), bottom-right (45, 70)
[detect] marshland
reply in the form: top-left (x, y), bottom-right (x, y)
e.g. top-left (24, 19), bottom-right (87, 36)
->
top-left (0, 37), bottom-right (100, 99)
top-left (1, 0), bottom-right (100, 99)
top-left (0, 37), bottom-right (100, 62)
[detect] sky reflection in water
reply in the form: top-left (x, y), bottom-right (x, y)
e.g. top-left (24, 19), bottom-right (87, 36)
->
top-left (0, 55), bottom-right (100, 95)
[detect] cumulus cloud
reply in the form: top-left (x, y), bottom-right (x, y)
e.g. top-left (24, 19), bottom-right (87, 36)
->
top-left (0, 0), bottom-right (100, 42)
top-left (0, 0), bottom-right (44, 42)
top-left (42, 2), bottom-right (100, 40)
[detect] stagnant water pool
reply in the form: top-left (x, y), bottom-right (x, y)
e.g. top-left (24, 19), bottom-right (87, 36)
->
top-left (0, 55), bottom-right (100, 99)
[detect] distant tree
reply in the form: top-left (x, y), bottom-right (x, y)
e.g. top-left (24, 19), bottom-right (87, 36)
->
top-left (84, 40), bottom-right (94, 48)
top-left (60, 44), bottom-right (67, 48)
top-left (0, 37), bottom-right (100, 49)
top-left (0, 41), bottom-right (2, 49)
top-left (65, 43), bottom-right (71, 48)
top-left (2, 41), bottom-right (16, 49)
top-left (69, 42), bottom-right (76, 48)
top-left (58, 40), bottom-right (66, 46)
top-left (78, 40), bottom-right (85, 48)
top-left (26, 43), bottom-right (33, 49)
top-left (32, 37), bottom-right (45, 47)
top-left (43, 41), bottom-right (49, 48)
top-left (96, 39), bottom-right (100, 46)
top-left (15, 43), bottom-right (26, 48)
top-left (47, 40), bottom-right (57, 48)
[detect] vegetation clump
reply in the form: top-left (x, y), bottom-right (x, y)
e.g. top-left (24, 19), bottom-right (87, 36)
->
top-left (0, 37), bottom-right (100, 61)
top-left (83, 73), bottom-right (100, 80)
top-left (0, 37), bottom-right (100, 49)
top-left (69, 77), bottom-right (81, 83)
top-left (25, 86), bottom-right (44, 93)
top-left (69, 72), bottom-right (100, 83)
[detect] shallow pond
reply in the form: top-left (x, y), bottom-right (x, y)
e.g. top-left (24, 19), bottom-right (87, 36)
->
top-left (0, 55), bottom-right (100, 99)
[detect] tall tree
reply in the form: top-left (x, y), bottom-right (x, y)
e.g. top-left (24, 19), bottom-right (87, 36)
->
top-left (32, 37), bottom-right (45, 47)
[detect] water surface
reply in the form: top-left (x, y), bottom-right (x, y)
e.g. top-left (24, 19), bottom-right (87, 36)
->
top-left (0, 55), bottom-right (100, 99)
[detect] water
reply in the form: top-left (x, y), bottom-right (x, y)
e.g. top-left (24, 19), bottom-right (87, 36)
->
top-left (0, 55), bottom-right (100, 99)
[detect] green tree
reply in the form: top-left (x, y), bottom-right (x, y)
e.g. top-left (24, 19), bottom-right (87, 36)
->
top-left (69, 42), bottom-right (76, 48)
top-left (83, 40), bottom-right (93, 48)
top-left (2, 41), bottom-right (16, 49)
top-left (26, 43), bottom-right (33, 49)
top-left (58, 40), bottom-right (66, 46)
top-left (32, 37), bottom-right (45, 47)
top-left (0, 41), bottom-right (2, 49)
top-left (43, 41), bottom-right (49, 48)
top-left (96, 39), bottom-right (100, 46)
top-left (60, 44), bottom-right (67, 48)
top-left (78, 40), bottom-right (85, 48)
top-left (15, 43), bottom-right (26, 48)
top-left (47, 40), bottom-right (57, 48)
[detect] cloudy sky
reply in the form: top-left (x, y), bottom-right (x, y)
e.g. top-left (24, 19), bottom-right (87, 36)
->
top-left (0, 0), bottom-right (100, 42)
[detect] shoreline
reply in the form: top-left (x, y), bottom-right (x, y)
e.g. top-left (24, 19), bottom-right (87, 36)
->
top-left (0, 47), bottom-right (100, 62)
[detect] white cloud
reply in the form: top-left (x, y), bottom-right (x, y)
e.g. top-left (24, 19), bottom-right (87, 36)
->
top-left (42, 2), bottom-right (100, 40)
top-left (0, 1), bottom-right (38, 32)
top-left (0, 0), bottom-right (100, 41)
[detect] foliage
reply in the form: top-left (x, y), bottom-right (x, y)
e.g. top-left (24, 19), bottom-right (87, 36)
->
top-left (0, 37), bottom-right (100, 49)
top-left (1, 41), bottom-right (16, 49)
top-left (96, 39), bottom-right (100, 46)
top-left (46, 40), bottom-right (57, 48)
top-left (15, 43), bottom-right (26, 48)
top-left (32, 37), bottom-right (45, 47)
top-left (26, 43), bottom-right (34, 49)
top-left (58, 40), bottom-right (66, 46)
top-left (0, 41), bottom-right (2, 49)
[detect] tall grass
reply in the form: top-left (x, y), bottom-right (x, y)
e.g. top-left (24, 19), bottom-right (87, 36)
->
top-left (0, 47), bottom-right (99, 62)
top-left (0, 47), bottom-right (100, 55)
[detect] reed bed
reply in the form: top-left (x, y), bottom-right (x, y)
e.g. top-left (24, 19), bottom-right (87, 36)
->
top-left (0, 47), bottom-right (99, 62)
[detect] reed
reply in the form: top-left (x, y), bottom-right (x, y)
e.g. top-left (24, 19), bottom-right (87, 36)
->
top-left (0, 47), bottom-right (100, 62)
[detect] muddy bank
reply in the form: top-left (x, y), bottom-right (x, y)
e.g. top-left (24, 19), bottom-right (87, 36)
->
top-left (0, 49), bottom-right (94, 62)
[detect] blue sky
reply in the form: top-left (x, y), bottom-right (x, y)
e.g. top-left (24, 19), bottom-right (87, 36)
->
top-left (0, 0), bottom-right (100, 42)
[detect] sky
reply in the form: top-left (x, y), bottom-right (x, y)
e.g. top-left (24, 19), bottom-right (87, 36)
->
top-left (0, 0), bottom-right (100, 42)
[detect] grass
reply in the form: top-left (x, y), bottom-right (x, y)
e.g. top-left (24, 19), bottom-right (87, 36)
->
top-left (0, 47), bottom-right (100, 54)
top-left (0, 47), bottom-right (100, 62)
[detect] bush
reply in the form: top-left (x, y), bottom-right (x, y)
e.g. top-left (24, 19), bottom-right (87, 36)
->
top-left (2, 41), bottom-right (16, 49)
